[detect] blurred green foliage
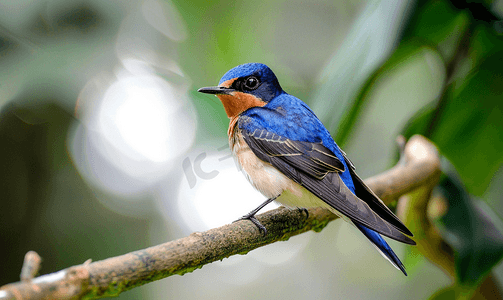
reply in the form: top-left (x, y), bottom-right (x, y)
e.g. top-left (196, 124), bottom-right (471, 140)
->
top-left (437, 168), bottom-right (503, 287)
top-left (343, 0), bottom-right (503, 297)
top-left (1, 0), bottom-right (503, 299)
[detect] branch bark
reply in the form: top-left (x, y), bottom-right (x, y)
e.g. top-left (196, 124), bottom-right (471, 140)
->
top-left (0, 135), bottom-right (442, 300)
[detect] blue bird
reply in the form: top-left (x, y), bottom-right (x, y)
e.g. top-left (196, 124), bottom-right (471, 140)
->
top-left (198, 63), bottom-right (415, 275)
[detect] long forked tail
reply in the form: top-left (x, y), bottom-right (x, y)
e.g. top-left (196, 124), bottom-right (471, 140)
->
top-left (354, 222), bottom-right (407, 276)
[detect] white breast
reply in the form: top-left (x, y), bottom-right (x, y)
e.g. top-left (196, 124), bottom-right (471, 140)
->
top-left (230, 130), bottom-right (333, 211)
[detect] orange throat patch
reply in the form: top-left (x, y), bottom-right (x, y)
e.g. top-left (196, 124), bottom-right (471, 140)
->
top-left (220, 92), bottom-right (265, 141)
top-left (217, 92), bottom-right (265, 119)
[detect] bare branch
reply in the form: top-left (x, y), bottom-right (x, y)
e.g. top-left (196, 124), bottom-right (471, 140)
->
top-left (0, 135), bottom-right (441, 300)
top-left (20, 252), bottom-right (42, 282)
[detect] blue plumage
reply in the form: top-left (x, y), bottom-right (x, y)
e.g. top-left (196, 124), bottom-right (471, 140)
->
top-left (198, 63), bottom-right (413, 276)
top-left (355, 223), bottom-right (407, 275)
top-left (219, 63), bottom-right (277, 86)
top-left (240, 94), bottom-right (355, 192)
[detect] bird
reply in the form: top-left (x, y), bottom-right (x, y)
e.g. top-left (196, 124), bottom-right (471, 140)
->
top-left (198, 63), bottom-right (415, 275)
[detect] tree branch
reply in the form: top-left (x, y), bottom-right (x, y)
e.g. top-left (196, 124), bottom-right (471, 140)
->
top-left (0, 135), bottom-right (441, 300)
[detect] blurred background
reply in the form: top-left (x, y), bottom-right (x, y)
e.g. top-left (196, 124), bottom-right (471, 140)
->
top-left (1, 0), bottom-right (503, 299)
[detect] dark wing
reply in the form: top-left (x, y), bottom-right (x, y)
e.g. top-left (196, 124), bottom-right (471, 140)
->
top-left (242, 129), bottom-right (415, 245)
top-left (339, 149), bottom-right (413, 237)
top-left (243, 129), bottom-right (345, 179)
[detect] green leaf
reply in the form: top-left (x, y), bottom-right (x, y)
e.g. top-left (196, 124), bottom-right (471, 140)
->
top-left (431, 51), bottom-right (503, 195)
top-left (429, 285), bottom-right (457, 300)
top-left (311, 0), bottom-right (413, 143)
top-left (429, 284), bottom-right (476, 300)
top-left (403, 50), bottom-right (503, 195)
top-left (401, 102), bottom-right (435, 140)
top-left (402, 0), bottom-right (470, 62)
top-left (436, 166), bottom-right (503, 286)
top-left (334, 41), bottom-right (440, 146)
top-left (315, 0), bottom-right (471, 148)
top-left (470, 25), bottom-right (503, 67)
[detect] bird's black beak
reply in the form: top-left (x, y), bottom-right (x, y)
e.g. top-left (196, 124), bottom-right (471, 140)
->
top-left (197, 86), bottom-right (235, 95)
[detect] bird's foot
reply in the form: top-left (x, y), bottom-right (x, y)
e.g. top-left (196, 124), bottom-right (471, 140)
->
top-left (297, 207), bottom-right (309, 219)
top-left (233, 196), bottom-right (277, 235)
top-left (234, 213), bottom-right (267, 235)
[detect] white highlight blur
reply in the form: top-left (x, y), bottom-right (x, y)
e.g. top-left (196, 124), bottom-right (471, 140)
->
top-left (32, 270), bottom-right (66, 284)
top-left (177, 152), bottom-right (276, 232)
top-left (70, 67), bottom-right (195, 200)
top-left (98, 75), bottom-right (181, 164)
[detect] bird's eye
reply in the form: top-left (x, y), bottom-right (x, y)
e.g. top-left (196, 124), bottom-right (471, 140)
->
top-left (243, 76), bottom-right (260, 90)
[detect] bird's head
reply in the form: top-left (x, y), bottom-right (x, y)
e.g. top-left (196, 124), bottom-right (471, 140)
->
top-left (198, 63), bottom-right (283, 119)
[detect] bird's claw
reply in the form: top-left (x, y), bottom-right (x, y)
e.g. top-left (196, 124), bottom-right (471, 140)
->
top-left (234, 215), bottom-right (267, 235)
top-left (297, 207), bottom-right (309, 219)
